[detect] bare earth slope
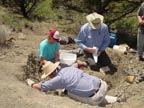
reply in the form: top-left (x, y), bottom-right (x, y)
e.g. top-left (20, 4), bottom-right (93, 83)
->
top-left (0, 26), bottom-right (144, 108)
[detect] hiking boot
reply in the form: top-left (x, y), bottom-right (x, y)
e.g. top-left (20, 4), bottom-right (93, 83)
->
top-left (136, 73), bottom-right (144, 82)
top-left (26, 79), bottom-right (35, 87)
top-left (139, 56), bottom-right (144, 61)
top-left (99, 66), bottom-right (110, 74)
top-left (117, 95), bottom-right (126, 102)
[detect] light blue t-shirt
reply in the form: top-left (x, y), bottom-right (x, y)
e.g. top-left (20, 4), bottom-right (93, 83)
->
top-left (39, 39), bottom-right (60, 61)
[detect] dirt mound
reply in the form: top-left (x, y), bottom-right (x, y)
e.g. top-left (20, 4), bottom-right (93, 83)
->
top-left (0, 25), bottom-right (144, 108)
top-left (22, 52), bottom-right (43, 82)
top-left (22, 41), bottom-right (144, 108)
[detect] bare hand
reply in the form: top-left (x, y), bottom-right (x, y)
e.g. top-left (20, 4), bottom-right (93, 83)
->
top-left (97, 51), bottom-right (102, 56)
top-left (85, 47), bottom-right (96, 53)
top-left (140, 21), bottom-right (144, 25)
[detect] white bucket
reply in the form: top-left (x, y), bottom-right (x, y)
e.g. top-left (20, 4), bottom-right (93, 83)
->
top-left (113, 45), bottom-right (127, 53)
top-left (60, 52), bottom-right (77, 65)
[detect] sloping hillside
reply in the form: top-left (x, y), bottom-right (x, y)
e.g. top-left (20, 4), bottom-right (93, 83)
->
top-left (0, 23), bottom-right (144, 108)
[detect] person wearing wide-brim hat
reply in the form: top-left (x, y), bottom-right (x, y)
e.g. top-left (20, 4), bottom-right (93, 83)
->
top-left (26, 61), bottom-right (126, 105)
top-left (39, 29), bottom-right (60, 64)
top-left (77, 12), bottom-right (112, 72)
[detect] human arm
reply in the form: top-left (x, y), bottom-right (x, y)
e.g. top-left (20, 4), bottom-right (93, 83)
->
top-left (78, 36), bottom-right (96, 53)
top-left (98, 24), bottom-right (110, 54)
top-left (86, 47), bottom-right (102, 56)
top-left (54, 43), bottom-right (60, 62)
top-left (85, 47), bottom-right (96, 53)
top-left (77, 23), bottom-right (95, 53)
top-left (138, 15), bottom-right (144, 25)
top-left (32, 83), bottom-right (41, 90)
top-left (32, 76), bottom-right (63, 92)
top-left (55, 50), bottom-right (59, 62)
top-left (41, 57), bottom-right (47, 64)
top-left (137, 4), bottom-right (144, 26)
top-left (40, 76), bottom-right (64, 92)
top-left (39, 40), bottom-right (48, 64)
top-left (77, 24), bottom-right (89, 50)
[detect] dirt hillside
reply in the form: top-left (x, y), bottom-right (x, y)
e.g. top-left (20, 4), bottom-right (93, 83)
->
top-left (0, 23), bottom-right (144, 108)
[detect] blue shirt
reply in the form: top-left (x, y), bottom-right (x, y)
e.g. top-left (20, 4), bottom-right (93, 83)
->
top-left (40, 67), bottom-right (101, 97)
top-left (39, 39), bottom-right (60, 61)
top-left (77, 23), bottom-right (110, 51)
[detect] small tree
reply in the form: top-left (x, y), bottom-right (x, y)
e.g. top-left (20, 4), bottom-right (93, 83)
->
top-left (0, 0), bottom-right (43, 18)
top-left (17, 0), bottom-right (42, 18)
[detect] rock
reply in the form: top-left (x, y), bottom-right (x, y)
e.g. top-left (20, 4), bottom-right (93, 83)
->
top-left (126, 76), bottom-right (135, 83)
top-left (113, 44), bottom-right (129, 54)
top-left (18, 33), bottom-right (26, 40)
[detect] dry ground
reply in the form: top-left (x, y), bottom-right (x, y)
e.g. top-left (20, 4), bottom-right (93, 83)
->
top-left (0, 24), bottom-right (144, 108)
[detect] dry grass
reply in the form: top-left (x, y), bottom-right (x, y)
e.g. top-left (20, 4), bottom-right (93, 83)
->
top-left (0, 25), bottom-right (12, 47)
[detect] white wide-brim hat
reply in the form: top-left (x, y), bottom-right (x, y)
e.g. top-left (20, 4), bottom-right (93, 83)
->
top-left (86, 12), bottom-right (104, 29)
top-left (41, 61), bottom-right (60, 79)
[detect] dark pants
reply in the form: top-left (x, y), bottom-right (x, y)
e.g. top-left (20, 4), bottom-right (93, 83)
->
top-left (84, 51), bottom-right (111, 71)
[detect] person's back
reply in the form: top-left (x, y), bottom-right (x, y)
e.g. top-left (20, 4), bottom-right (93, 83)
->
top-left (39, 39), bottom-right (59, 61)
top-left (38, 29), bottom-right (60, 63)
top-left (27, 61), bottom-right (126, 105)
top-left (57, 67), bottom-right (101, 97)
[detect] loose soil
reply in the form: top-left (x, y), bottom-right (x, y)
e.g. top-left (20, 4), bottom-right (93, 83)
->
top-left (0, 23), bottom-right (144, 108)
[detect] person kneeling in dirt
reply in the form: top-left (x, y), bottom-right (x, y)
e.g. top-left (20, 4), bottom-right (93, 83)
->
top-left (77, 12), bottom-right (112, 72)
top-left (39, 29), bottom-right (60, 64)
top-left (27, 61), bottom-right (126, 105)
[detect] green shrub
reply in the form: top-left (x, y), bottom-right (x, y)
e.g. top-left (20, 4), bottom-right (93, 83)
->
top-left (32, 0), bottom-right (57, 20)
top-left (115, 16), bottom-right (138, 48)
